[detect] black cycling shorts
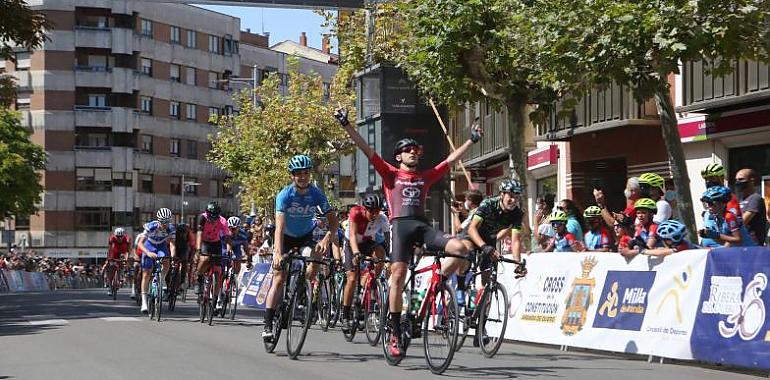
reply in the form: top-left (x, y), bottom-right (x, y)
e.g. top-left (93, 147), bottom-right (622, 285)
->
top-left (389, 217), bottom-right (451, 264)
top-left (343, 239), bottom-right (382, 271)
top-left (199, 241), bottom-right (222, 257)
top-left (280, 233), bottom-right (316, 256)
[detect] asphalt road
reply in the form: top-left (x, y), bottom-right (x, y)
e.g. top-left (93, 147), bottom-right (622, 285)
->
top-left (0, 289), bottom-right (762, 380)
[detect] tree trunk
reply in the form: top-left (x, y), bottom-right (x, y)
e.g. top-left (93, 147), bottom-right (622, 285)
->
top-left (506, 98), bottom-right (532, 248)
top-left (653, 79), bottom-right (697, 239)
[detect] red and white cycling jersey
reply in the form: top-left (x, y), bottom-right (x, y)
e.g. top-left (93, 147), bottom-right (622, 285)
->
top-left (345, 205), bottom-right (390, 244)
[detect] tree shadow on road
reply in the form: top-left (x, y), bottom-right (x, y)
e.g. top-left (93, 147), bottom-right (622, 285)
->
top-left (0, 322), bottom-right (61, 338)
top-left (278, 350), bottom-right (389, 363)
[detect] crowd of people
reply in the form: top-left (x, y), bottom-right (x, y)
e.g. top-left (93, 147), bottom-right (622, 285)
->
top-left (0, 248), bottom-right (105, 289)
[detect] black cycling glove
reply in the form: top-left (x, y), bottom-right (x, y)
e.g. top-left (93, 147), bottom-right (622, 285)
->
top-left (334, 108), bottom-right (350, 127)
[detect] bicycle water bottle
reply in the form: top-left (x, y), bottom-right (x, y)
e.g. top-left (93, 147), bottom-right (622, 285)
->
top-left (468, 288), bottom-right (477, 310)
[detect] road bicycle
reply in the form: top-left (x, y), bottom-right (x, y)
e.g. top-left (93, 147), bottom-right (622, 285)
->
top-left (219, 255), bottom-right (245, 320)
top-left (105, 259), bottom-right (125, 301)
top-left (343, 253), bottom-right (388, 346)
top-left (263, 246), bottom-right (328, 359)
top-left (147, 259), bottom-right (163, 322)
top-left (381, 249), bottom-right (462, 374)
top-left (314, 257), bottom-right (342, 331)
top-left (198, 255), bottom-right (224, 326)
top-left (455, 251), bottom-right (526, 357)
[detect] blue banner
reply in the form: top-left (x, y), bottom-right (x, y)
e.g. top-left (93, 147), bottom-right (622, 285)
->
top-left (592, 271), bottom-right (656, 331)
top-left (691, 247), bottom-right (770, 369)
top-left (240, 263), bottom-right (273, 310)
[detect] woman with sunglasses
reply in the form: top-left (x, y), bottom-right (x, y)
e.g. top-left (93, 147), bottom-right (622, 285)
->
top-left (698, 186), bottom-right (755, 248)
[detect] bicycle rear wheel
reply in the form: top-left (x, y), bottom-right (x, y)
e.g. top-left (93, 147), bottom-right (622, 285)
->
top-left (167, 268), bottom-right (178, 312)
top-left (198, 294), bottom-right (207, 323)
top-left (155, 282), bottom-right (163, 322)
top-left (329, 274), bottom-right (344, 328)
top-left (477, 283), bottom-right (509, 358)
top-left (286, 278), bottom-right (312, 359)
top-left (220, 278), bottom-right (231, 319)
top-left (423, 284), bottom-right (459, 374)
top-left (344, 296), bottom-right (360, 342)
top-left (365, 280), bottom-right (383, 346)
top-left (454, 286), bottom-right (473, 352)
top-left (264, 304), bottom-right (284, 353)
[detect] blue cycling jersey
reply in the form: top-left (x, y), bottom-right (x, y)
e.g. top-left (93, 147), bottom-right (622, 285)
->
top-left (275, 184), bottom-right (332, 237)
top-left (225, 228), bottom-right (249, 258)
top-left (142, 221), bottom-right (176, 246)
top-left (700, 211), bottom-right (721, 248)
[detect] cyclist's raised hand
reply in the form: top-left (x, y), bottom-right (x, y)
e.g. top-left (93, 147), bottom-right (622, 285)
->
top-left (314, 240), bottom-right (328, 256)
top-left (334, 107), bottom-right (350, 127)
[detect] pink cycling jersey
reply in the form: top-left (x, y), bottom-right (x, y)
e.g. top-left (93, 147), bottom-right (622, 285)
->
top-left (197, 213), bottom-right (231, 242)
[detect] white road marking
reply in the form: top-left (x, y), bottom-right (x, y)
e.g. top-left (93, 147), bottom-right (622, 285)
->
top-left (28, 319), bottom-right (68, 326)
top-left (100, 317), bottom-right (141, 322)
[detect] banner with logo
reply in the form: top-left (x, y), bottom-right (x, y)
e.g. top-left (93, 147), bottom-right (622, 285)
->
top-left (499, 250), bottom-right (708, 359)
top-left (691, 247), bottom-right (770, 369)
top-left (238, 263), bottom-right (273, 309)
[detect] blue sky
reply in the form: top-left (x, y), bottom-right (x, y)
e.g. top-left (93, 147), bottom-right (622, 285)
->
top-left (194, 5), bottom-right (331, 50)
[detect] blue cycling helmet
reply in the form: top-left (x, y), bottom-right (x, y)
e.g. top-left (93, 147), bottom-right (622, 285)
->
top-left (288, 154), bottom-right (313, 173)
top-left (701, 185), bottom-right (731, 203)
top-left (656, 219), bottom-right (688, 243)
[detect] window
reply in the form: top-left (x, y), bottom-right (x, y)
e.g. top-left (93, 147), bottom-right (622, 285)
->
top-left (222, 181), bottom-right (234, 197)
top-left (208, 107), bottom-right (220, 124)
top-left (14, 215), bottom-right (30, 230)
top-left (170, 64), bottom-right (180, 82)
top-left (140, 96), bottom-right (152, 113)
top-left (86, 55), bottom-right (110, 71)
top-left (187, 140), bottom-right (198, 159)
top-left (88, 94), bottom-right (107, 108)
top-left (209, 180), bottom-right (220, 198)
top-left (77, 15), bottom-right (108, 29)
top-left (140, 174), bottom-right (153, 193)
top-left (112, 172), bottom-right (133, 187)
top-left (208, 71), bottom-right (218, 89)
top-left (208, 35), bottom-right (220, 54)
top-left (76, 168), bottom-right (112, 191)
top-left (75, 128), bottom-right (110, 148)
top-left (140, 134), bottom-right (153, 153)
top-left (170, 176), bottom-right (181, 195)
top-left (224, 35), bottom-right (235, 56)
top-left (140, 19), bottom-right (153, 37)
top-left (112, 211), bottom-right (133, 227)
top-left (169, 101), bottom-right (180, 119)
top-left (170, 26), bottom-right (181, 44)
top-left (185, 67), bottom-right (196, 85)
top-left (15, 52), bottom-right (31, 70)
top-left (76, 207), bottom-right (111, 231)
top-left (140, 58), bottom-right (152, 76)
top-left (112, 132), bottom-right (135, 148)
top-left (185, 177), bottom-right (198, 195)
top-left (186, 30), bottom-right (197, 48)
top-left (15, 96), bottom-right (30, 110)
top-left (186, 104), bottom-right (196, 120)
top-left (170, 138), bottom-right (180, 157)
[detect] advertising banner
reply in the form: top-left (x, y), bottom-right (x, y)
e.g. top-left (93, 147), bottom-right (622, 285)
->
top-left (501, 250), bottom-right (708, 359)
top-left (239, 263), bottom-right (273, 310)
top-left (691, 247), bottom-right (770, 369)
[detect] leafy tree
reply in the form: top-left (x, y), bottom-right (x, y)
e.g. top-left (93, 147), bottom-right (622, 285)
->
top-left (208, 59), bottom-right (355, 213)
top-left (535, 0), bottom-right (770, 237)
top-left (0, 0), bottom-right (49, 107)
top-left (0, 109), bottom-right (46, 219)
top-left (397, 0), bottom-right (554, 239)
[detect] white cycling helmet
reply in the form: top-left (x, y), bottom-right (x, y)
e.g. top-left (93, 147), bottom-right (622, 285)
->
top-left (114, 227), bottom-right (125, 237)
top-left (156, 208), bottom-right (173, 223)
top-left (227, 216), bottom-right (241, 228)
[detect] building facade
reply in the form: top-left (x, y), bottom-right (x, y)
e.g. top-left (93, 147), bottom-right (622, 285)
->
top-left (676, 59), bottom-right (770, 232)
top-left (1, 1), bottom-right (337, 258)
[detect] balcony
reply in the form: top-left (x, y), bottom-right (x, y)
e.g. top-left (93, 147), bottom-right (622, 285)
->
top-left (74, 150), bottom-right (113, 167)
top-left (537, 83), bottom-right (659, 141)
top-left (678, 59), bottom-right (770, 112)
top-left (75, 107), bottom-right (137, 132)
top-left (74, 27), bottom-right (111, 49)
top-left (75, 67), bottom-right (137, 93)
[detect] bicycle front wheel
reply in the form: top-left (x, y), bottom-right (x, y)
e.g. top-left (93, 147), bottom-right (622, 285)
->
top-left (198, 294), bottom-right (207, 323)
top-left (317, 275), bottom-right (332, 331)
top-left (207, 273), bottom-right (217, 326)
top-left (365, 280), bottom-right (383, 346)
top-left (477, 283), bottom-right (509, 358)
top-left (229, 275), bottom-right (239, 320)
top-left (155, 284), bottom-right (163, 322)
top-left (423, 284), bottom-right (459, 374)
top-left (286, 278), bottom-right (312, 359)
top-left (454, 287), bottom-right (472, 352)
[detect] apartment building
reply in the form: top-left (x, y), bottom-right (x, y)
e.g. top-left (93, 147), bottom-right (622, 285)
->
top-left (2, 1), bottom-right (337, 258)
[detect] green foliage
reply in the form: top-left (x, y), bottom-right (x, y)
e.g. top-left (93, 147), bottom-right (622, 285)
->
top-left (208, 59), bottom-right (355, 213)
top-left (0, 109), bottom-right (47, 218)
top-left (0, 0), bottom-right (50, 107)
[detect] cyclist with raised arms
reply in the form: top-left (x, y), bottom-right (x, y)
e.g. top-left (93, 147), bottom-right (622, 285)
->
top-left (335, 107), bottom-right (479, 358)
top-left (195, 201), bottom-right (233, 301)
top-left (136, 208), bottom-right (176, 313)
top-left (261, 155), bottom-right (339, 341)
top-left (341, 193), bottom-right (390, 331)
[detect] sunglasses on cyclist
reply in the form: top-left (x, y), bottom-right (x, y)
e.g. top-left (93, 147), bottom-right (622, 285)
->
top-left (398, 145), bottom-right (423, 156)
